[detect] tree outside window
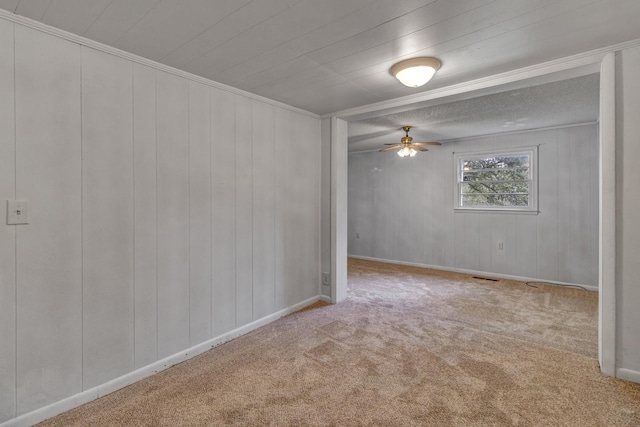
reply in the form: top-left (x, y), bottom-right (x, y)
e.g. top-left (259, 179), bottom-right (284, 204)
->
top-left (455, 148), bottom-right (538, 212)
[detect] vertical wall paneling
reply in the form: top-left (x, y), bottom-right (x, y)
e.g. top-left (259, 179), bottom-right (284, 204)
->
top-left (360, 153), bottom-right (376, 257)
top-left (394, 155), bottom-right (422, 264)
top-left (251, 100), bottom-right (275, 320)
top-left (617, 45), bottom-right (640, 375)
top-left (347, 153), bottom-right (368, 256)
top-left (537, 135), bottom-right (560, 281)
top-left (299, 115), bottom-right (321, 301)
top-left (431, 142), bottom-right (453, 267)
top-left (567, 125), bottom-right (593, 285)
top-left (132, 63), bottom-right (158, 368)
top-left (516, 214), bottom-right (538, 279)
top-left (490, 213), bottom-right (510, 275)
top-left (348, 125), bottom-right (598, 287)
top-left (413, 154), bottom-right (429, 265)
top-left (557, 128), bottom-right (575, 283)
top-left (477, 215), bottom-right (492, 272)
top-left (188, 81), bottom-right (212, 344)
top-left (320, 117), bottom-right (331, 298)
top-left (15, 26), bottom-right (83, 414)
top-left (1, 17), bottom-right (324, 423)
top-left (512, 130), bottom-right (538, 278)
top-left (0, 18), bottom-right (15, 423)
top-left (464, 214), bottom-right (481, 271)
top-left (285, 113), bottom-right (307, 304)
top-left (156, 70), bottom-right (190, 359)
top-left (453, 211), bottom-right (466, 268)
top-left (557, 126), bottom-right (593, 284)
top-left (374, 153), bottom-right (394, 261)
top-left (273, 107), bottom-right (289, 310)
top-left (210, 87), bottom-right (236, 336)
top-left (503, 214), bottom-right (519, 276)
top-left (422, 151), bottom-right (434, 264)
top-left (588, 125), bottom-right (599, 289)
top-left (283, 110), bottom-right (321, 304)
top-left (331, 117), bottom-right (349, 303)
top-left (234, 95), bottom-right (253, 326)
top-left (81, 46), bottom-right (135, 389)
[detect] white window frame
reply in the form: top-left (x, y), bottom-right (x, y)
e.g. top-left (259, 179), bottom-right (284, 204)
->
top-left (454, 146), bottom-right (538, 213)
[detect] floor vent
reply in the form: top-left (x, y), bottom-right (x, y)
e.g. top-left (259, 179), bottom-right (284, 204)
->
top-left (472, 276), bottom-right (499, 282)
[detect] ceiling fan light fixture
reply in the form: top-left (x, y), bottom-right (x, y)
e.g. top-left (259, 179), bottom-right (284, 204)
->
top-left (397, 146), bottom-right (417, 157)
top-left (380, 125), bottom-right (442, 157)
top-left (390, 57), bottom-right (441, 88)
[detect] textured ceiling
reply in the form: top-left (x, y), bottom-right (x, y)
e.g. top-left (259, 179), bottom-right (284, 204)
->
top-left (0, 0), bottom-right (637, 115)
top-left (348, 73), bottom-right (600, 152)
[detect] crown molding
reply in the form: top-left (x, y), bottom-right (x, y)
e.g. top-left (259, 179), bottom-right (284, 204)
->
top-left (0, 9), bottom-right (320, 120)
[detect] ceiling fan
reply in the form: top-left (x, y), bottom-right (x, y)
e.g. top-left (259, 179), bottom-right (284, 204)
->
top-left (379, 126), bottom-right (441, 157)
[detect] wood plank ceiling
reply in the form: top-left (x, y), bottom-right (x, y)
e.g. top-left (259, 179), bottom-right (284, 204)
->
top-left (0, 0), bottom-right (639, 115)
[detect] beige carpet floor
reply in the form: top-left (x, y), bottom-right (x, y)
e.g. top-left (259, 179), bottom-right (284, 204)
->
top-left (40, 258), bottom-right (640, 426)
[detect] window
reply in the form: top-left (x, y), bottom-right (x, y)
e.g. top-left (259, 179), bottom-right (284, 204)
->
top-left (454, 147), bottom-right (538, 212)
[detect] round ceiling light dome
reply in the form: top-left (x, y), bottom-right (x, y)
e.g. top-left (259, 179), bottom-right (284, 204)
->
top-left (390, 57), bottom-right (441, 88)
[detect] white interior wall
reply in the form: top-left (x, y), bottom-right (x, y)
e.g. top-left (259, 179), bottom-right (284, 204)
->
top-left (332, 118), bottom-right (349, 303)
top-left (320, 118), bottom-right (331, 298)
top-left (0, 18), bottom-right (320, 424)
top-left (0, 16), bottom-right (16, 424)
top-left (616, 45), bottom-right (640, 381)
top-left (348, 124), bottom-right (599, 288)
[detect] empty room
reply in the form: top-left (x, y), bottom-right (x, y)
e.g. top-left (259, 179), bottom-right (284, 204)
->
top-left (1, 1), bottom-right (640, 426)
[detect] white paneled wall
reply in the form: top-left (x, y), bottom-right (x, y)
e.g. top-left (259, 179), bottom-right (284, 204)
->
top-left (188, 80), bottom-right (213, 346)
top-left (284, 113), bottom-right (322, 306)
top-left (234, 96), bottom-right (253, 327)
top-left (0, 17), bottom-right (15, 422)
top-left (274, 108), bottom-right (290, 310)
top-left (133, 62), bottom-right (158, 369)
top-left (210, 87), bottom-right (237, 337)
top-left (349, 125), bottom-right (598, 287)
top-left (15, 25), bottom-right (83, 415)
top-left (156, 70), bottom-right (191, 360)
top-left (0, 18), bottom-right (320, 424)
top-left (252, 100), bottom-right (276, 320)
top-left (617, 45), bottom-right (640, 377)
top-left (81, 46), bottom-right (135, 390)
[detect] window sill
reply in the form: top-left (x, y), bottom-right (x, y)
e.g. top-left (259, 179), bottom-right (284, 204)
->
top-left (454, 208), bottom-right (539, 215)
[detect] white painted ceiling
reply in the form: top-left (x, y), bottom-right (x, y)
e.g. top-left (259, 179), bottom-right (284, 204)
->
top-left (348, 72), bottom-right (600, 152)
top-left (0, 0), bottom-right (638, 115)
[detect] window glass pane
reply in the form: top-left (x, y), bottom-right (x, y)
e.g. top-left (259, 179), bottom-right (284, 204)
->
top-left (462, 168), bottom-right (529, 181)
top-left (456, 149), bottom-right (536, 211)
top-left (461, 181), bottom-right (529, 194)
top-left (461, 193), bottom-right (529, 207)
top-left (462, 155), bottom-right (530, 171)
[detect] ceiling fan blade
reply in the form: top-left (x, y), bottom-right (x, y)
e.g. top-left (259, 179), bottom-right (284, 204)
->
top-left (383, 143), bottom-right (400, 145)
top-left (379, 145), bottom-right (401, 152)
top-left (412, 146), bottom-right (428, 152)
top-left (413, 141), bottom-right (442, 146)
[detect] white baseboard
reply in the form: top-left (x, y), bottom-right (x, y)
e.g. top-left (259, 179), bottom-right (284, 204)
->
top-left (348, 255), bottom-right (598, 292)
top-left (319, 294), bottom-right (332, 303)
top-left (616, 368), bottom-right (640, 384)
top-left (0, 295), bottom-right (323, 427)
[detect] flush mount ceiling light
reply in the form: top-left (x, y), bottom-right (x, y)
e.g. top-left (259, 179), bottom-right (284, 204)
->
top-left (390, 57), bottom-right (441, 88)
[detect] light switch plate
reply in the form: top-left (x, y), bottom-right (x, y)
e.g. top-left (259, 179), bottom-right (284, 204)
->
top-left (7, 200), bottom-right (29, 225)
top-left (322, 272), bottom-right (330, 285)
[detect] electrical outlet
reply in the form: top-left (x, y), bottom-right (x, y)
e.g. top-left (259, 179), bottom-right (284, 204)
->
top-left (322, 272), bottom-right (329, 286)
top-left (497, 242), bottom-right (504, 250)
